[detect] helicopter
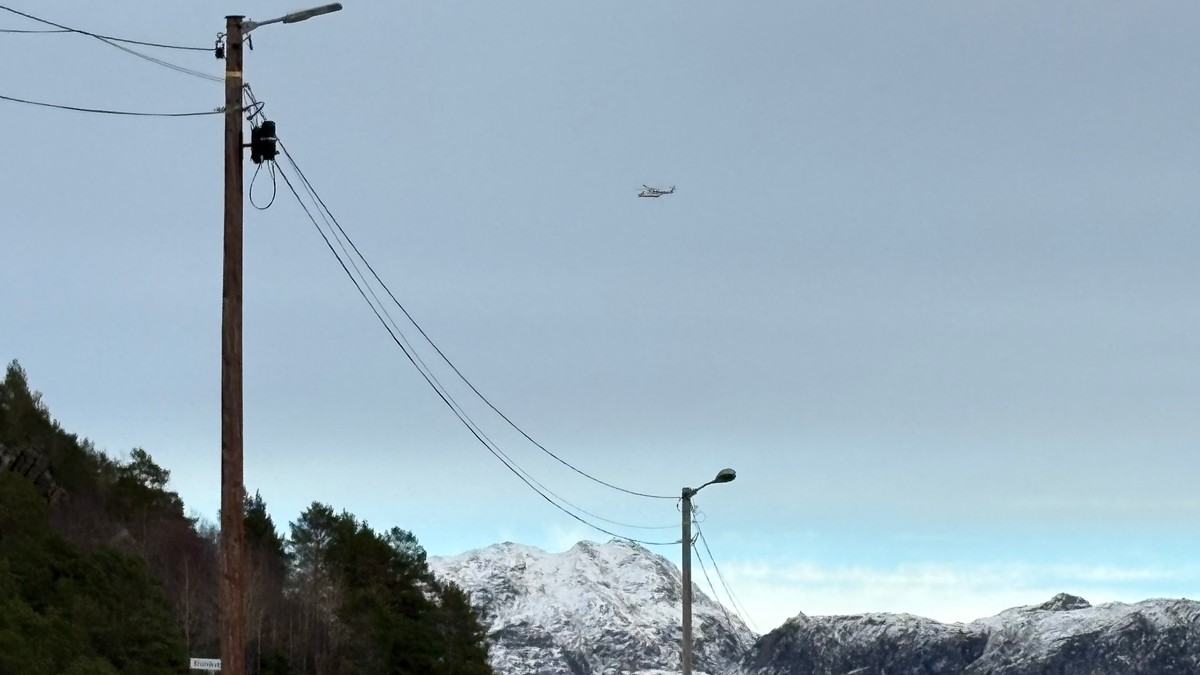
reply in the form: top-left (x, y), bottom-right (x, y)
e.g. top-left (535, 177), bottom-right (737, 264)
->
top-left (637, 185), bottom-right (676, 198)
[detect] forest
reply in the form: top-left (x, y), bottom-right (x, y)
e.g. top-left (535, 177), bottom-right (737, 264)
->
top-left (0, 360), bottom-right (494, 674)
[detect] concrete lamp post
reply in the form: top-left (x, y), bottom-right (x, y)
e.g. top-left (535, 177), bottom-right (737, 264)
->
top-left (681, 468), bottom-right (736, 675)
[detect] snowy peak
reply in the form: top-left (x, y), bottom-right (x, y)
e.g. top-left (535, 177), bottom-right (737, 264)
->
top-left (434, 539), bottom-right (684, 624)
top-left (968, 595), bottom-right (1200, 673)
top-left (431, 539), bottom-right (756, 675)
top-left (1033, 592), bottom-right (1091, 612)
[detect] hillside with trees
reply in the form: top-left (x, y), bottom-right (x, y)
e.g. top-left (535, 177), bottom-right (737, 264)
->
top-left (0, 360), bottom-right (492, 674)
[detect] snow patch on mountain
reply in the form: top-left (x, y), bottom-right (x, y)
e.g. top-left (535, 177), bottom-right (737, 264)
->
top-left (431, 539), bottom-right (756, 675)
top-left (965, 593), bottom-right (1200, 673)
top-left (737, 593), bottom-right (1200, 675)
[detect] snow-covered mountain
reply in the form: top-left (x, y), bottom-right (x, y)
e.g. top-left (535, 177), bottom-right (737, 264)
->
top-left (736, 593), bottom-right (1200, 675)
top-left (431, 539), bottom-right (1199, 675)
top-left (430, 539), bottom-right (756, 675)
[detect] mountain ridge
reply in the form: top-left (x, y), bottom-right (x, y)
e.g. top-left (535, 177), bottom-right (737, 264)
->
top-left (737, 592), bottom-right (1200, 675)
top-left (432, 538), bottom-right (1200, 675)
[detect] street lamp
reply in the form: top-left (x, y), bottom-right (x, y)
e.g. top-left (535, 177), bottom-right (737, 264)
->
top-left (218, 6), bottom-right (342, 675)
top-left (681, 468), bottom-right (736, 675)
top-left (243, 3), bottom-right (344, 33)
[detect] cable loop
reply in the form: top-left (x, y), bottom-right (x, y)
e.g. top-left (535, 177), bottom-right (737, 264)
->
top-left (249, 161), bottom-right (278, 210)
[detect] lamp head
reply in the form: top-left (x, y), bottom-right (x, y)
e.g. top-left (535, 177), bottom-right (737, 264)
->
top-left (244, 3), bottom-right (343, 33)
top-left (713, 468), bottom-right (736, 484)
top-left (283, 3), bottom-right (344, 23)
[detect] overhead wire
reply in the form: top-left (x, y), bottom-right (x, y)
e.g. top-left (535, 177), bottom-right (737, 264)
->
top-left (271, 134), bottom-right (676, 501)
top-left (273, 146), bottom-right (673, 533)
top-left (244, 87), bottom-right (570, 527)
top-left (692, 537), bottom-right (743, 639)
top-left (277, 150), bottom-right (675, 532)
top-left (0, 27), bottom-right (70, 33)
top-left (0, 5), bottom-right (221, 82)
top-left (272, 157), bottom-right (679, 546)
top-left (246, 75), bottom-right (674, 502)
top-left (104, 41), bottom-right (222, 83)
top-left (6, 1), bottom-right (685, 542)
top-left (0, 5), bottom-right (210, 50)
top-left (244, 83), bottom-right (679, 537)
top-left (695, 519), bottom-right (759, 632)
top-left (0, 93), bottom-right (223, 117)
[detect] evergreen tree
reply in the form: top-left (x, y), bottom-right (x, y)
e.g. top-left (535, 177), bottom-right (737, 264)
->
top-left (244, 490), bottom-right (291, 674)
top-left (1, 361), bottom-right (496, 675)
top-left (433, 580), bottom-right (493, 675)
top-left (0, 473), bottom-right (186, 674)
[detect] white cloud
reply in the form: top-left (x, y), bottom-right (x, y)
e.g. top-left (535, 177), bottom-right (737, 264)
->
top-left (539, 522), bottom-right (599, 553)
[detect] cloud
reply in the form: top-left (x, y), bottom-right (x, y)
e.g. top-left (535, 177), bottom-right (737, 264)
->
top-left (540, 522), bottom-right (600, 553)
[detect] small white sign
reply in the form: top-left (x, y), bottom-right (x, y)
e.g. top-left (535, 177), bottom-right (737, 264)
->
top-left (190, 657), bottom-right (221, 671)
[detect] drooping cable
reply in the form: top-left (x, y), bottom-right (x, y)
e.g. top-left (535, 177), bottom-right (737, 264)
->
top-left (242, 84), bottom-right (267, 124)
top-left (247, 83), bottom-right (640, 530)
top-left (92, 36), bottom-right (222, 83)
top-left (0, 5), bottom-right (221, 82)
top-left (249, 161), bottom-right (277, 210)
top-left (247, 80), bottom-right (679, 526)
top-left (273, 150), bottom-right (675, 533)
top-left (692, 538), bottom-right (744, 641)
top-left (695, 520), bottom-right (759, 632)
top-left (0, 26), bottom-right (69, 33)
top-left (272, 138), bottom-right (676, 501)
top-left (0, 5), bottom-right (210, 50)
top-left (278, 149), bottom-right (675, 533)
top-left (274, 161), bottom-right (679, 546)
top-left (0, 93), bottom-right (222, 117)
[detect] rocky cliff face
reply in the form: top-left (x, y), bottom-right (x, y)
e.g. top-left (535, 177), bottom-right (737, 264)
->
top-left (430, 540), bottom-right (756, 675)
top-left (736, 593), bottom-right (1200, 675)
top-left (0, 443), bottom-right (65, 503)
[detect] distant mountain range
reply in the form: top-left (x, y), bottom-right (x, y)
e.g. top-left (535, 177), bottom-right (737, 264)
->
top-left (432, 540), bottom-right (1200, 675)
top-left (737, 592), bottom-right (1200, 675)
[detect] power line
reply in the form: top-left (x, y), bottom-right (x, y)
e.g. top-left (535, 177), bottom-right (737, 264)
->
top-left (272, 145), bottom-right (674, 532)
top-left (105, 39), bottom-right (222, 83)
top-left (0, 5), bottom-right (210, 50)
top-left (273, 138), bottom-right (677, 501)
top-left (278, 163), bottom-right (677, 545)
top-left (692, 538), bottom-right (742, 638)
top-left (0, 92), bottom-right (222, 117)
top-left (275, 149), bottom-right (675, 533)
top-left (248, 79), bottom-right (679, 530)
top-left (696, 521), bottom-right (756, 630)
top-left (0, 5), bottom-right (220, 83)
top-left (0, 27), bottom-right (70, 33)
top-left (273, 160), bottom-right (679, 547)
top-left (695, 521), bottom-right (759, 632)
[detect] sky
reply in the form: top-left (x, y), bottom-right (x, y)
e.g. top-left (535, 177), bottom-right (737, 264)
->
top-left (2, 1), bottom-right (1198, 632)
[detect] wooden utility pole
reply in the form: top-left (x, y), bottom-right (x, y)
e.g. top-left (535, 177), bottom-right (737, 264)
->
top-left (220, 14), bottom-right (247, 675)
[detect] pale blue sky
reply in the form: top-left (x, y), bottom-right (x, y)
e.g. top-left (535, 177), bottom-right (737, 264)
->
top-left (2, 1), bottom-right (1198, 629)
